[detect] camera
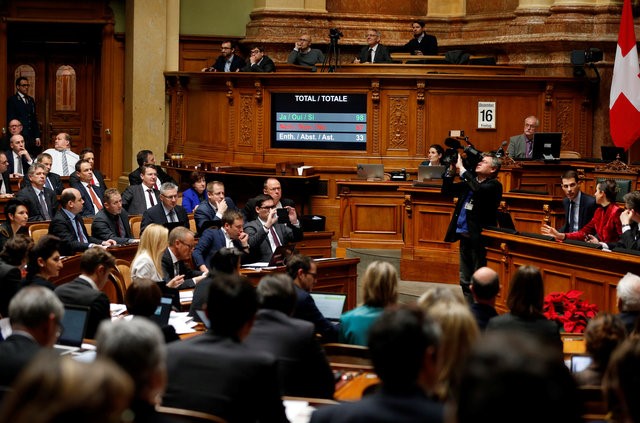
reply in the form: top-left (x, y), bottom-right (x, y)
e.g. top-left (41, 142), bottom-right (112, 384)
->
top-left (570, 48), bottom-right (603, 66)
top-left (329, 28), bottom-right (343, 41)
top-left (442, 136), bottom-right (484, 173)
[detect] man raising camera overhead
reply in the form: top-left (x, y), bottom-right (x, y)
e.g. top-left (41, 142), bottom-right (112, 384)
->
top-left (441, 144), bottom-right (503, 304)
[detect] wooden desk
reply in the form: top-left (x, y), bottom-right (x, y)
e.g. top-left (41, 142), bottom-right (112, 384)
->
top-left (297, 231), bottom-right (334, 258)
top-left (483, 229), bottom-right (640, 313)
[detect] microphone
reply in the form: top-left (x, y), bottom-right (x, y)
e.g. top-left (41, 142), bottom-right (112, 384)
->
top-left (496, 140), bottom-right (508, 158)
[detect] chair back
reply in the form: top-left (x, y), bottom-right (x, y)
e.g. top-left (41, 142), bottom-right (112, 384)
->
top-left (83, 216), bottom-right (94, 236)
top-left (115, 259), bottom-right (132, 290)
top-left (188, 213), bottom-right (196, 233)
top-left (108, 266), bottom-right (128, 303)
top-left (129, 215), bottom-right (143, 239)
top-left (28, 222), bottom-right (51, 244)
top-left (155, 405), bottom-right (228, 423)
top-left (322, 342), bottom-right (374, 371)
top-left (560, 150), bottom-right (581, 159)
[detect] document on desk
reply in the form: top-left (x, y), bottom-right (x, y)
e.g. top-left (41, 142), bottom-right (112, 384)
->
top-left (284, 400), bottom-right (315, 423)
top-left (169, 311), bottom-right (198, 334)
top-left (179, 290), bottom-right (193, 303)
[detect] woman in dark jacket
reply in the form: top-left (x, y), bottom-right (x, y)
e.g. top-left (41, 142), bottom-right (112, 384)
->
top-left (0, 198), bottom-right (29, 251)
top-left (22, 234), bottom-right (63, 291)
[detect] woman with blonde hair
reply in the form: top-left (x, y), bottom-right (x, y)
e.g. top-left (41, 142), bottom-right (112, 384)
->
top-left (131, 223), bottom-right (184, 289)
top-left (339, 260), bottom-right (398, 346)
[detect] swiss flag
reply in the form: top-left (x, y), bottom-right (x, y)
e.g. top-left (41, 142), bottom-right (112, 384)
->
top-left (609, 0), bottom-right (640, 150)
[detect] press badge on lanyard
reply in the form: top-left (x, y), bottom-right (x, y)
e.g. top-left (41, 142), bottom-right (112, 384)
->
top-left (464, 199), bottom-right (474, 211)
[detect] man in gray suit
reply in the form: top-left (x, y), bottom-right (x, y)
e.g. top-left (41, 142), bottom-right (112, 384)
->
top-left (121, 164), bottom-right (160, 215)
top-left (92, 188), bottom-right (136, 245)
top-left (507, 115), bottom-right (538, 159)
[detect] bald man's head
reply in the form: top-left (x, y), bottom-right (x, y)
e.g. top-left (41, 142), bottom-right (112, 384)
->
top-left (470, 267), bottom-right (500, 302)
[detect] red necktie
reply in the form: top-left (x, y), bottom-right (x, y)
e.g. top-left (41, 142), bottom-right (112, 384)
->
top-left (270, 226), bottom-right (281, 247)
top-left (87, 184), bottom-right (102, 211)
top-left (147, 189), bottom-right (156, 206)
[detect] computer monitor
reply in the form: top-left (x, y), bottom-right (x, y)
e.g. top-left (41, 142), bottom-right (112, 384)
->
top-left (532, 132), bottom-right (562, 160)
top-left (601, 146), bottom-right (627, 162)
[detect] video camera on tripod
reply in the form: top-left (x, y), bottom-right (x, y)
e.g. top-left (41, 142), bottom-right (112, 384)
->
top-left (322, 28), bottom-right (343, 72)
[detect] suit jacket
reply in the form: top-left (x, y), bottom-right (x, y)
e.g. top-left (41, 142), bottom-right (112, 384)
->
top-left (241, 55), bottom-right (276, 72)
top-left (243, 218), bottom-right (303, 263)
top-left (140, 204), bottom-right (189, 235)
top-left (442, 171), bottom-right (503, 245)
top-left (293, 285), bottom-right (339, 343)
top-left (161, 248), bottom-right (201, 289)
top-left (401, 34), bottom-right (438, 56)
top-left (48, 210), bottom-right (101, 256)
top-left (244, 309), bottom-right (335, 399)
top-left (560, 193), bottom-right (597, 232)
top-left (16, 185), bottom-right (58, 221)
top-left (507, 134), bottom-right (530, 159)
top-left (211, 54), bottom-right (245, 72)
top-left (128, 166), bottom-right (175, 186)
top-left (0, 334), bottom-right (41, 387)
top-left (6, 93), bottom-right (41, 150)
top-left (357, 44), bottom-right (393, 63)
top-left (192, 228), bottom-right (230, 269)
top-left (0, 171), bottom-right (12, 195)
top-left (121, 184), bottom-right (160, 216)
top-left (54, 277), bottom-right (110, 339)
top-left (91, 208), bottom-right (133, 244)
top-left (615, 223), bottom-right (640, 251)
top-left (243, 197), bottom-right (295, 224)
top-left (0, 259), bottom-right (22, 317)
top-left (164, 333), bottom-right (288, 423)
top-left (310, 387), bottom-right (444, 423)
top-left (72, 181), bottom-right (105, 217)
top-left (486, 313), bottom-right (562, 350)
top-left (6, 150), bottom-right (31, 175)
top-left (564, 203), bottom-right (623, 246)
top-left (69, 169), bottom-right (106, 189)
top-left (22, 171), bottom-right (63, 195)
top-left (194, 197), bottom-right (238, 235)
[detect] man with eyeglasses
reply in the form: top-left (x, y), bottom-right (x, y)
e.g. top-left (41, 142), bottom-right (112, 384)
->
top-left (287, 34), bottom-right (325, 69)
top-left (0, 119), bottom-right (24, 152)
top-left (202, 40), bottom-right (244, 72)
top-left (160, 226), bottom-right (206, 308)
top-left (541, 169), bottom-right (596, 236)
top-left (6, 77), bottom-right (41, 157)
top-left (507, 115), bottom-right (539, 159)
top-left (140, 182), bottom-right (189, 235)
top-left (354, 29), bottom-right (392, 64)
top-left (0, 152), bottom-right (13, 197)
top-left (241, 45), bottom-right (276, 73)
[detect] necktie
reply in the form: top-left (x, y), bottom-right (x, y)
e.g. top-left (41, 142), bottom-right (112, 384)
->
top-left (87, 184), bottom-right (103, 211)
top-left (270, 226), bottom-right (281, 247)
top-left (174, 262), bottom-right (180, 277)
top-left (147, 189), bottom-right (156, 206)
top-left (568, 201), bottom-right (575, 231)
top-left (0, 177), bottom-right (4, 195)
top-left (39, 191), bottom-right (50, 220)
top-left (168, 210), bottom-right (176, 223)
top-left (369, 48), bottom-right (374, 63)
top-left (22, 96), bottom-right (27, 105)
top-left (116, 216), bottom-right (125, 237)
top-left (75, 217), bottom-right (87, 243)
top-left (15, 154), bottom-right (22, 175)
top-left (61, 151), bottom-right (69, 176)
top-left (526, 140), bottom-right (533, 158)
top-left (45, 177), bottom-right (53, 191)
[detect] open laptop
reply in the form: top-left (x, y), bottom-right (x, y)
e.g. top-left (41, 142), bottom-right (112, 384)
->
top-left (54, 305), bottom-right (90, 355)
top-left (310, 292), bottom-right (347, 323)
top-left (356, 164), bottom-right (384, 181)
top-left (242, 243), bottom-right (297, 268)
top-left (601, 146), bottom-right (627, 162)
top-left (149, 296), bottom-right (173, 326)
top-left (570, 354), bottom-right (592, 373)
top-left (414, 165), bottom-right (446, 187)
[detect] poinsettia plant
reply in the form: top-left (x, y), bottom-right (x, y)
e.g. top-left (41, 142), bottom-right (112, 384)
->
top-left (543, 290), bottom-right (599, 333)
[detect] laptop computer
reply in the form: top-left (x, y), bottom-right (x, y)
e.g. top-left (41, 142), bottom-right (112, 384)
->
top-left (242, 243), bottom-right (297, 268)
top-left (356, 164), bottom-right (384, 181)
top-left (149, 296), bottom-right (173, 326)
top-left (310, 292), bottom-right (347, 323)
top-left (54, 305), bottom-right (90, 355)
top-left (601, 146), bottom-right (627, 162)
top-left (570, 354), bottom-right (592, 373)
top-left (417, 165), bottom-right (446, 181)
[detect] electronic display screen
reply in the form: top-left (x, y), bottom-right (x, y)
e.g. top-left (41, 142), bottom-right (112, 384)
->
top-left (271, 93), bottom-right (367, 151)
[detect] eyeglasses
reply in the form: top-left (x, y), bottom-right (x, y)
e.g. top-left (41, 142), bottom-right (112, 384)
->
top-left (306, 271), bottom-right (317, 278)
top-left (220, 47), bottom-right (231, 50)
top-left (299, 38), bottom-right (310, 42)
top-left (366, 34), bottom-right (378, 38)
top-left (259, 205), bottom-right (276, 210)
top-left (19, 84), bottom-right (30, 87)
top-left (251, 50), bottom-right (261, 55)
top-left (161, 194), bottom-right (178, 199)
top-left (181, 240), bottom-right (196, 250)
top-left (9, 125), bottom-right (22, 128)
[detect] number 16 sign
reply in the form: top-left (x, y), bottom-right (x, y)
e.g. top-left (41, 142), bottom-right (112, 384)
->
top-left (478, 101), bottom-right (496, 129)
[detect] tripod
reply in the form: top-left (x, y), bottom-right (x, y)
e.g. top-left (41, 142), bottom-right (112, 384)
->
top-left (322, 37), bottom-right (340, 73)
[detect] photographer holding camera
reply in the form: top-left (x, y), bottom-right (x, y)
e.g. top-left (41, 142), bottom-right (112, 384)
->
top-left (288, 34), bottom-right (325, 70)
top-left (442, 144), bottom-right (503, 304)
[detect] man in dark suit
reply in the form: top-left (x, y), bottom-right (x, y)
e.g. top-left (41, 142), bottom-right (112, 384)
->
top-left (615, 191), bottom-right (640, 251)
top-left (54, 247), bottom-right (116, 339)
top-left (69, 147), bottom-right (106, 188)
top-left (21, 152), bottom-right (64, 194)
top-left (400, 20), bottom-right (438, 56)
top-left (470, 267), bottom-right (499, 330)
top-left (354, 29), bottom-right (393, 63)
top-left (244, 273), bottom-right (335, 399)
top-left (194, 180), bottom-right (238, 234)
top-left (244, 177), bottom-right (296, 222)
top-left (164, 274), bottom-right (288, 422)
top-left (0, 151), bottom-right (13, 196)
top-left (286, 254), bottom-right (338, 343)
top-left (442, 153), bottom-right (503, 303)
top-left (310, 306), bottom-right (444, 423)
top-left (161, 226), bottom-right (206, 307)
top-left (92, 188), bottom-right (136, 245)
top-left (71, 159), bottom-right (105, 217)
top-left (122, 164), bottom-right (161, 215)
top-left (48, 188), bottom-right (115, 256)
top-left (16, 163), bottom-right (58, 221)
top-left (6, 77), bottom-right (41, 156)
top-left (202, 40), bottom-right (244, 72)
top-left (140, 182), bottom-right (189, 235)
top-left (1, 119), bottom-right (24, 152)
top-left (127, 150), bottom-right (175, 187)
top-left (244, 194), bottom-right (302, 263)
top-left (507, 115), bottom-right (538, 159)
top-left (6, 134), bottom-right (33, 176)
top-left (240, 45), bottom-right (276, 72)
top-left (193, 210), bottom-right (250, 272)
top-left (0, 286), bottom-right (64, 387)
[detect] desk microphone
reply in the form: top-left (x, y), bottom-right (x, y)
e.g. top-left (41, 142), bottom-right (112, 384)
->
top-left (496, 140), bottom-right (508, 158)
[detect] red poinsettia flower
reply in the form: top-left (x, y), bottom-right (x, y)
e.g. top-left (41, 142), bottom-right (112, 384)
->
top-left (542, 290), bottom-right (599, 333)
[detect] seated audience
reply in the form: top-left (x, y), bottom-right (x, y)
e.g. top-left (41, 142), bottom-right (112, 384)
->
top-left (486, 265), bottom-right (562, 350)
top-left (6, 134), bottom-right (33, 176)
top-left (614, 272), bottom-right (640, 334)
top-left (181, 170), bottom-right (207, 213)
top-left (0, 151), bottom-right (13, 196)
top-left (241, 45), bottom-right (276, 72)
top-left (48, 188), bottom-right (115, 256)
top-left (543, 179), bottom-right (622, 248)
top-left (193, 210), bottom-right (250, 273)
top-left (128, 149), bottom-right (175, 187)
top-left (469, 266), bottom-right (500, 330)
top-left (616, 190), bottom-right (640, 250)
top-left (244, 273), bottom-right (335, 399)
top-left (420, 143), bottom-right (444, 166)
top-left (123, 278), bottom-right (179, 343)
top-left (244, 194), bottom-right (302, 263)
top-left (193, 180), bottom-right (238, 235)
top-left (287, 34), bottom-right (324, 69)
top-left (287, 254), bottom-right (338, 342)
top-left (244, 177), bottom-right (295, 222)
top-left (310, 306), bottom-right (443, 423)
top-left (96, 317), bottom-right (171, 422)
top-left (0, 286), bottom-right (64, 387)
top-left (121, 164), bottom-right (161, 215)
top-left (140, 182), bottom-right (189, 235)
top-left (22, 152), bottom-right (64, 194)
top-left (0, 198), bottom-right (29, 251)
top-left (42, 132), bottom-right (79, 177)
top-left (451, 331), bottom-right (582, 423)
top-left (400, 20), bottom-right (438, 56)
top-left (602, 336), bottom-right (640, 423)
top-left (91, 188), bottom-right (136, 245)
top-left (339, 260), bottom-right (398, 346)
top-left (0, 234), bottom-right (33, 317)
top-left (70, 159), bottom-right (105, 217)
top-left (16, 163), bottom-right (58, 221)
top-left (163, 274), bottom-right (288, 422)
top-left (573, 312), bottom-right (626, 387)
top-left (69, 147), bottom-right (105, 188)
top-left (162, 226), bottom-right (206, 307)
top-left (353, 29), bottom-right (393, 64)
top-left (54, 247), bottom-right (116, 338)
top-left (0, 352), bottom-right (133, 423)
top-left (22, 234), bottom-right (63, 291)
